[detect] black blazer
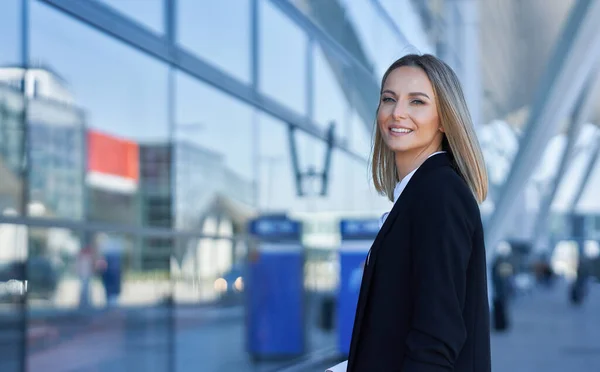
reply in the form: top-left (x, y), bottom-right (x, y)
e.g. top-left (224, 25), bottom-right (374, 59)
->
top-left (348, 153), bottom-right (491, 371)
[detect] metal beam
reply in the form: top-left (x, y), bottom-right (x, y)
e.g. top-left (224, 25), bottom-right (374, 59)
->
top-left (269, 0), bottom-right (380, 131)
top-left (0, 214), bottom-right (239, 240)
top-left (269, 0), bottom-right (375, 82)
top-left (40, 0), bottom-right (366, 163)
top-left (570, 136), bottom-right (600, 213)
top-left (531, 71), bottom-right (599, 252)
top-left (484, 0), bottom-right (600, 257)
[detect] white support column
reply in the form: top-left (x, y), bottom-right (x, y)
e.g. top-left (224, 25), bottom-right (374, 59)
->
top-left (485, 0), bottom-right (600, 259)
top-left (532, 72), bottom-right (600, 253)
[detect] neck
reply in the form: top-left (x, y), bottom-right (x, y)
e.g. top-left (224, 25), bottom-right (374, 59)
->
top-left (395, 145), bottom-right (443, 181)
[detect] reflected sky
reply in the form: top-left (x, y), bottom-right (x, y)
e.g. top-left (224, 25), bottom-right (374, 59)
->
top-left (178, 0), bottom-right (251, 84)
top-left (96, 0), bottom-right (164, 33)
top-left (30, 1), bottom-right (169, 141)
top-left (0, 0), bottom-right (19, 66)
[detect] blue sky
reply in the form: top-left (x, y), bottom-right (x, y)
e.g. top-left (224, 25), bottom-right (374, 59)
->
top-left (0, 0), bottom-right (417, 213)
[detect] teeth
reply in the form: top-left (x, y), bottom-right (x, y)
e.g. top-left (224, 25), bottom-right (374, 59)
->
top-left (391, 128), bottom-right (412, 133)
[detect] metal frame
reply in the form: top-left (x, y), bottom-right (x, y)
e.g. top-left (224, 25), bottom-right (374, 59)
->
top-left (269, 0), bottom-right (375, 83)
top-left (40, 0), bottom-right (365, 163)
top-left (268, 0), bottom-right (380, 131)
top-left (288, 121), bottom-right (336, 197)
top-left (0, 214), bottom-right (241, 240)
top-left (18, 1), bottom-right (30, 371)
top-left (484, 0), bottom-right (600, 257)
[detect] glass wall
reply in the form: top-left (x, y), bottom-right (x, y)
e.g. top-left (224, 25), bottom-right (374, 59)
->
top-left (0, 2), bottom-right (25, 371)
top-left (0, 0), bottom-right (420, 371)
top-left (177, 0), bottom-right (251, 84)
top-left (259, 0), bottom-right (308, 115)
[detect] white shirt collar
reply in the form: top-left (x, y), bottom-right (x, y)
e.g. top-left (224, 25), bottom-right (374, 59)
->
top-left (379, 151), bottom-right (446, 228)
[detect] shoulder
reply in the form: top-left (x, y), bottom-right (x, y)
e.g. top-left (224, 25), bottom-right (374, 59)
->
top-left (409, 166), bottom-right (480, 224)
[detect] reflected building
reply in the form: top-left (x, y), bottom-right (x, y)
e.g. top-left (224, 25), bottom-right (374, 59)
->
top-left (0, 66), bottom-right (85, 221)
top-left (86, 129), bottom-right (140, 225)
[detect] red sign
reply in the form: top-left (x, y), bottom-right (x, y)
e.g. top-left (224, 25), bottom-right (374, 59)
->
top-left (87, 130), bottom-right (139, 181)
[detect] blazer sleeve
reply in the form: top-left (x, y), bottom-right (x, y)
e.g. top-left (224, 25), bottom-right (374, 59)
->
top-left (402, 186), bottom-right (473, 372)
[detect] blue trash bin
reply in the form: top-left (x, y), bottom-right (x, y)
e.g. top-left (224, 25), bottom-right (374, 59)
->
top-left (246, 214), bottom-right (305, 359)
top-left (337, 219), bottom-right (379, 356)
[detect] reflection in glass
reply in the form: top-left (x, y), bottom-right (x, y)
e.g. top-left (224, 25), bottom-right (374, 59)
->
top-left (31, 1), bottom-right (170, 227)
top-left (0, 0), bottom-right (20, 67)
top-left (28, 96), bottom-right (86, 220)
top-left (178, 0), bottom-right (251, 83)
top-left (259, 0), bottom-right (307, 114)
top-left (174, 72), bottom-right (255, 232)
top-left (0, 86), bottom-right (24, 216)
top-left (174, 231), bottom-right (243, 305)
top-left (95, 0), bottom-right (164, 33)
top-left (26, 229), bottom-right (170, 371)
top-left (0, 222), bottom-right (26, 372)
top-left (173, 235), bottom-right (248, 371)
top-left (314, 46), bottom-right (347, 132)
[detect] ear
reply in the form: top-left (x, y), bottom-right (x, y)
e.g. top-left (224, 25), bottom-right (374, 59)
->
top-left (439, 126), bottom-right (445, 133)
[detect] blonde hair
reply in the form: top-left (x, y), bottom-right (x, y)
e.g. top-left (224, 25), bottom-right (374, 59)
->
top-left (371, 54), bottom-right (488, 203)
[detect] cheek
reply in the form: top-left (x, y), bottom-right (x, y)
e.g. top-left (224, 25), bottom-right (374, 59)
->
top-left (376, 109), bottom-right (388, 128)
top-left (413, 111), bottom-right (439, 132)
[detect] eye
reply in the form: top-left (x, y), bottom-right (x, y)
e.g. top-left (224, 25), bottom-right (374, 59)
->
top-left (382, 97), bottom-right (395, 103)
top-left (410, 99), bottom-right (425, 105)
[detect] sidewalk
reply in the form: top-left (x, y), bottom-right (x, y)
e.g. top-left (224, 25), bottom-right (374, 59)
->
top-left (491, 281), bottom-right (600, 372)
top-left (285, 281), bottom-right (600, 372)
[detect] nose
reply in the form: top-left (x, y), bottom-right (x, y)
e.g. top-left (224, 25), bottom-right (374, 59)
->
top-left (392, 102), bottom-right (407, 120)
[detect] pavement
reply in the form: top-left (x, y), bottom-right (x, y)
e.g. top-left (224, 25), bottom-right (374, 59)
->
top-left (0, 282), bottom-right (599, 372)
top-left (0, 296), bottom-right (335, 372)
top-left (490, 280), bottom-right (600, 372)
top-left (283, 280), bottom-right (600, 372)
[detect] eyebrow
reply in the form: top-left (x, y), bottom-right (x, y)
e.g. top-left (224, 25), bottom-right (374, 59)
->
top-left (381, 90), bottom-right (430, 99)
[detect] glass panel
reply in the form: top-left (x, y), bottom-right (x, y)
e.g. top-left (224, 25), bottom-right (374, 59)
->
top-left (174, 72), bottom-right (255, 231)
top-left (259, 0), bottom-right (307, 115)
top-left (27, 229), bottom-right (171, 371)
top-left (95, 0), bottom-right (164, 33)
top-left (30, 2), bottom-right (170, 226)
top-left (348, 109), bottom-right (373, 157)
top-left (173, 235), bottom-right (242, 305)
top-left (257, 113), bottom-right (383, 214)
top-left (0, 87), bottom-right (24, 216)
top-left (177, 0), bottom-right (251, 83)
top-left (173, 234), bottom-right (248, 370)
top-left (0, 0), bottom-right (23, 219)
top-left (0, 222), bottom-right (26, 372)
top-left (0, 0), bottom-right (20, 67)
top-left (257, 113), bottom-right (299, 212)
top-left (313, 46), bottom-right (348, 132)
top-left (28, 100), bottom-right (86, 220)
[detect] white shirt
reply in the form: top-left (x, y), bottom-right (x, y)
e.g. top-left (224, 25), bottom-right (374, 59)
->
top-left (378, 151), bottom-right (447, 228)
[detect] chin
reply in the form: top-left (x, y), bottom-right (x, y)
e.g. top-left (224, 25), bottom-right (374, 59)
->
top-left (385, 140), bottom-right (416, 153)
top-left (390, 147), bottom-right (416, 154)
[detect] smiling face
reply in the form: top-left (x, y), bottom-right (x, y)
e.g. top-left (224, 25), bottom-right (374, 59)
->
top-left (377, 66), bottom-right (444, 157)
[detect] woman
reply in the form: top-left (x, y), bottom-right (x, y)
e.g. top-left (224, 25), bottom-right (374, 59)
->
top-left (348, 54), bottom-right (491, 371)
